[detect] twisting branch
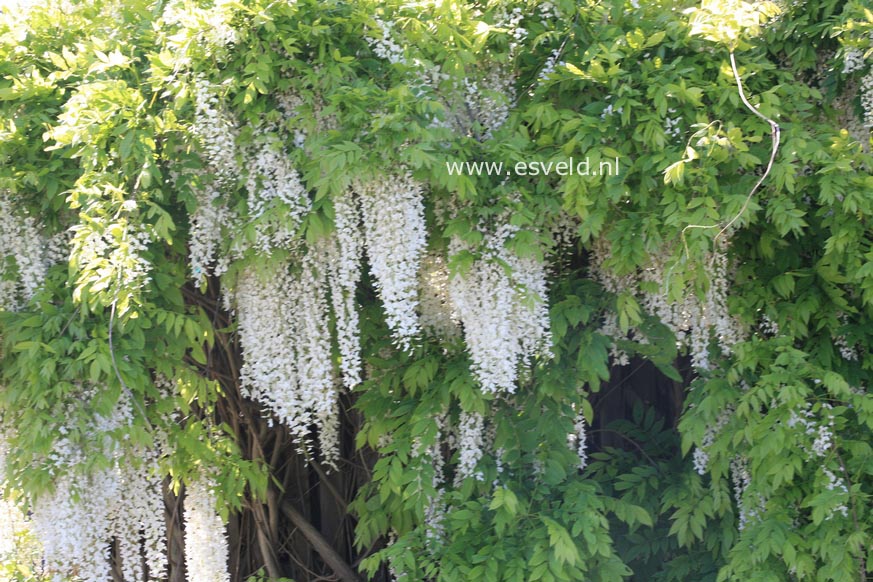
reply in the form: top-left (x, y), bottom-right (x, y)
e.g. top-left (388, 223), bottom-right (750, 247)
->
top-left (716, 51), bottom-right (781, 244)
top-left (281, 501), bottom-right (363, 582)
top-left (680, 51), bottom-right (781, 252)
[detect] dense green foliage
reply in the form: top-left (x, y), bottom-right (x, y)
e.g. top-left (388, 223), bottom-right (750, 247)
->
top-left (1, 0), bottom-right (873, 580)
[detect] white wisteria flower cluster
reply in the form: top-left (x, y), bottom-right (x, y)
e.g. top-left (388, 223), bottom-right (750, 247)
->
top-left (325, 193), bottom-right (364, 388)
top-left (448, 223), bottom-right (552, 393)
top-left (786, 401), bottom-right (835, 459)
top-left (692, 405), bottom-right (735, 475)
top-left (821, 467), bottom-right (849, 519)
top-left (187, 82), bottom-right (315, 278)
top-left (184, 476), bottom-right (231, 582)
top-left (366, 17), bottom-right (406, 65)
top-left (493, 6), bottom-right (527, 52)
top-left (162, 0), bottom-right (239, 64)
top-left (567, 413), bottom-right (589, 471)
top-left (70, 215), bottom-right (153, 300)
top-left (538, 47), bottom-right (565, 82)
top-left (188, 183), bottom-right (234, 283)
top-left (861, 69), bottom-right (873, 129)
top-left (191, 78), bottom-right (240, 189)
top-left (453, 411), bottom-right (486, 485)
top-left (236, 254), bottom-right (340, 466)
top-left (29, 390), bottom-right (167, 582)
top-left (664, 107), bottom-right (683, 140)
top-left (834, 321), bottom-right (859, 361)
top-left (356, 174), bottom-right (428, 350)
top-left (462, 65), bottom-right (516, 140)
top-left (0, 194), bottom-right (57, 311)
top-left (419, 415), bottom-right (447, 549)
top-left (842, 47), bottom-right (866, 74)
top-left (591, 237), bottom-right (744, 371)
top-left (730, 455), bottom-right (755, 531)
top-left (244, 136), bottom-right (309, 222)
top-left (184, 77), bottom-right (242, 282)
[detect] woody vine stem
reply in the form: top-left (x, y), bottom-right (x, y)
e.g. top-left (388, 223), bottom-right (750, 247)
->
top-left (680, 50), bottom-right (782, 256)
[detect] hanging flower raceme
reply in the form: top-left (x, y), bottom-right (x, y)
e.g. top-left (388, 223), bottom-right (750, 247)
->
top-left (448, 223), bottom-right (552, 393)
top-left (462, 64), bottom-right (516, 140)
top-left (592, 236), bottom-right (744, 371)
top-left (70, 212), bottom-right (153, 304)
top-left (729, 455), bottom-right (764, 532)
top-left (27, 389), bottom-right (168, 582)
top-left (0, 194), bottom-right (60, 311)
top-left (420, 414), bottom-right (447, 550)
top-left (184, 476), bottom-right (231, 582)
top-left (692, 405), bottom-right (735, 475)
top-left (32, 472), bottom-right (117, 582)
top-left (861, 69), bottom-right (873, 129)
top-left (366, 17), bottom-right (406, 65)
top-left (191, 78), bottom-right (240, 190)
top-left (162, 0), bottom-right (239, 64)
top-left (244, 135), bottom-right (310, 253)
top-left (235, 251), bottom-right (340, 465)
top-left (356, 173), bottom-right (427, 351)
top-left (325, 193), bottom-right (364, 388)
top-left (188, 183), bottom-right (234, 283)
top-left (568, 413), bottom-right (588, 471)
top-left (453, 411), bottom-right (485, 485)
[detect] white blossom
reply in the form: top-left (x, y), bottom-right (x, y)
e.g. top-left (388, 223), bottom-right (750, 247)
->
top-left (366, 17), bottom-right (406, 65)
top-left (188, 184), bottom-right (234, 283)
top-left (0, 194), bottom-right (59, 311)
top-left (759, 313), bottom-right (780, 336)
top-left (421, 415), bottom-right (446, 549)
top-left (244, 136), bottom-right (309, 223)
top-left (601, 102), bottom-right (623, 121)
top-left (538, 1), bottom-right (560, 21)
top-left (191, 78), bottom-right (240, 189)
top-left (834, 332), bottom-right (858, 361)
top-left (787, 401), bottom-right (834, 459)
top-left (567, 413), bottom-right (588, 470)
top-left (537, 48), bottom-right (565, 82)
top-left (162, 0), bottom-right (239, 65)
top-left (463, 65), bottom-right (515, 140)
top-left (730, 455), bottom-right (766, 532)
top-left (493, 6), bottom-right (527, 52)
top-left (862, 69), bottom-right (873, 128)
top-left (454, 411), bottom-right (485, 485)
top-left (664, 107), bottom-right (683, 140)
top-left (29, 388), bottom-right (167, 582)
top-left (325, 193), bottom-right (364, 388)
top-left (184, 477), bottom-right (230, 582)
top-left (356, 174), bottom-right (427, 350)
top-left (32, 472), bottom-right (116, 582)
top-left (71, 216), bottom-right (153, 300)
top-left (449, 223), bottom-right (552, 393)
top-left (236, 252), bottom-right (340, 465)
top-left (842, 48), bottom-right (865, 74)
top-left (692, 405), bottom-right (735, 475)
top-left (591, 236), bottom-right (743, 372)
top-left (821, 468), bottom-right (849, 519)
